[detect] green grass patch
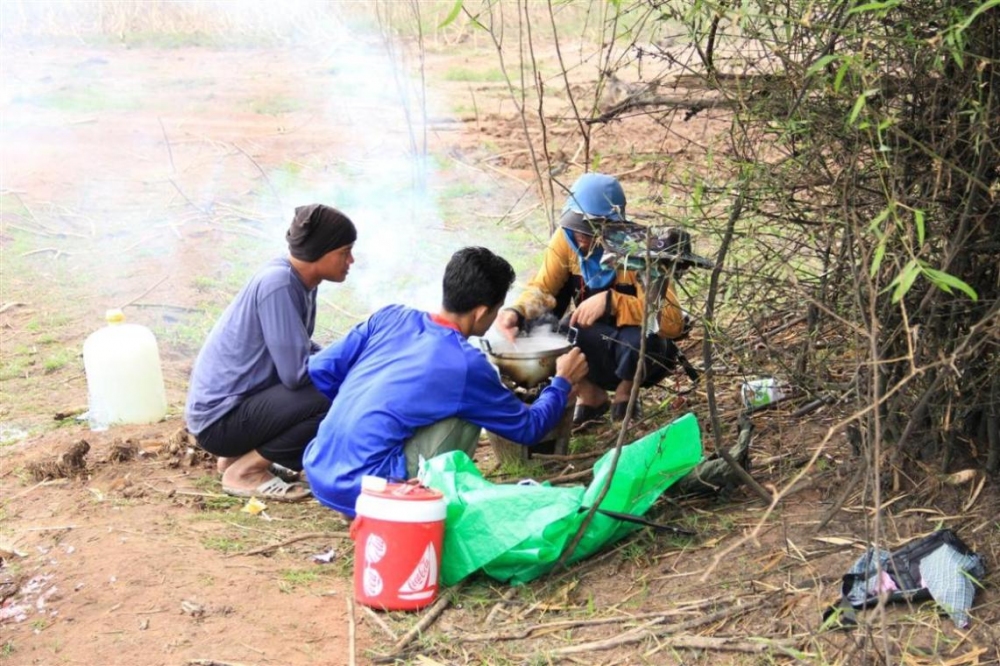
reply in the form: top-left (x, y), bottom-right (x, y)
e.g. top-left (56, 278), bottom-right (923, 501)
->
top-left (202, 534), bottom-right (245, 554)
top-left (0, 193), bottom-right (30, 218)
top-left (155, 313), bottom-right (219, 357)
top-left (120, 31), bottom-right (221, 49)
top-left (439, 181), bottom-right (481, 199)
top-left (191, 276), bottom-right (218, 293)
top-left (568, 432), bottom-right (604, 455)
top-left (28, 86), bottom-right (141, 114)
top-left (270, 161), bottom-right (306, 193)
top-left (0, 356), bottom-right (29, 382)
top-left (25, 313), bottom-right (72, 333)
top-left (250, 94), bottom-right (304, 116)
top-left (489, 456), bottom-right (543, 481)
top-left (277, 567), bottom-right (323, 593)
top-left (190, 474), bottom-right (221, 493)
top-left (443, 66), bottom-right (505, 83)
top-left (42, 349), bottom-right (75, 374)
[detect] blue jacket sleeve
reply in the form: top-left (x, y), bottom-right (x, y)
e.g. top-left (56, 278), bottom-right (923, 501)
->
top-left (457, 355), bottom-right (571, 444)
top-left (258, 287), bottom-right (313, 389)
top-left (308, 319), bottom-right (370, 399)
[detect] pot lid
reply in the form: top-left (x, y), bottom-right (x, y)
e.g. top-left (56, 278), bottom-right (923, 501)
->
top-left (481, 331), bottom-right (573, 358)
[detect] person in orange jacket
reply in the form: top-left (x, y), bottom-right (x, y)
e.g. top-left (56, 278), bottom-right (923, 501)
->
top-left (495, 173), bottom-right (692, 426)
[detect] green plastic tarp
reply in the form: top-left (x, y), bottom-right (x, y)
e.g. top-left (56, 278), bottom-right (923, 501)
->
top-left (419, 412), bottom-right (703, 585)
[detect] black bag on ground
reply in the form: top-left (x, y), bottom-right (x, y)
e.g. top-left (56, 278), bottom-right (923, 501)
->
top-left (823, 529), bottom-right (986, 629)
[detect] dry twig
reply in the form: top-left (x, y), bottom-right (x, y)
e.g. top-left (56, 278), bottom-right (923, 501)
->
top-left (234, 531), bottom-right (350, 558)
top-left (347, 596), bottom-right (357, 666)
top-left (548, 597), bottom-right (769, 656)
top-left (483, 587), bottom-right (518, 625)
top-left (362, 605), bottom-right (398, 640)
top-left (373, 581), bottom-right (466, 663)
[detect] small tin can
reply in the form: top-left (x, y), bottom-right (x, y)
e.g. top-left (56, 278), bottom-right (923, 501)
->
top-left (740, 378), bottom-right (788, 410)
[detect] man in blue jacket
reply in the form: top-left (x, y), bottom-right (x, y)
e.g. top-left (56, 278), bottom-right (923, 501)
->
top-left (304, 247), bottom-right (588, 518)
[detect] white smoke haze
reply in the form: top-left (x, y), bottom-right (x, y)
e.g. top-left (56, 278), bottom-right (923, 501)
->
top-left (1, 0), bottom-right (492, 341)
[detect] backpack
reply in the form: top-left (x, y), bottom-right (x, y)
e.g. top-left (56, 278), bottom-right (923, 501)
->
top-left (823, 529), bottom-right (986, 629)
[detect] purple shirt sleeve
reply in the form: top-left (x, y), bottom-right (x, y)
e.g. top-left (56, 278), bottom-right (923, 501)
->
top-left (258, 287), bottom-right (314, 388)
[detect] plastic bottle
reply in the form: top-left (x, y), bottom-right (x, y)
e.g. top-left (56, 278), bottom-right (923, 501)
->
top-left (740, 377), bottom-right (789, 411)
top-left (83, 309), bottom-right (167, 431)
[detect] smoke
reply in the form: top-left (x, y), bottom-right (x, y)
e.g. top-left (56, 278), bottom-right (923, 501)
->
top-left (1, 1), bottom-right (478, 326)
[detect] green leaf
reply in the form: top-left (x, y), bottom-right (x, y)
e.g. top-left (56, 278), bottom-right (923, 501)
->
top-left (923, 268), bottom-right (979, 301)
top-left (848, 93), bottom-right (867, 126)
top-left (959, 0), bottom-right (1000, 32)
top-left (914, 209), bottom-right (925, 246)
top-left (833, 62), bottom-right (850, 93)
top-left (868, 205), bottom-right (891, 233)
top-left (807, 54), bottom-right (840, 76)
top-left (848, 0), bottom-right (902, 15)
top-left (438, 0), bottom-right (464, 28)
top-left (889, 259), bottom-right (920, 302)
top-left (951, 47), bottom-right (965, 69)
top-left (870, 239), bottom-right (887, 278)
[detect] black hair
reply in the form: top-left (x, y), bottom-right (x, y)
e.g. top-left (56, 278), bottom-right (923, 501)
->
top-left (442, 247), bottom-right (515, 314)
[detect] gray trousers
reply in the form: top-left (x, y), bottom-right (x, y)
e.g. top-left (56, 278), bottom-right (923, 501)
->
top-left (403, 418), bottom-right (481, 478)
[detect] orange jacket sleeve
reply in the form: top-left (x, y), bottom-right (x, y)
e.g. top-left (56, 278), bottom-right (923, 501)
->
top-left (512, 231), bottom-right (574, 320)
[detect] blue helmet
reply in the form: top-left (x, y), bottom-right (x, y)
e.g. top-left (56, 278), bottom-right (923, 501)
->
top-left (559, 173), bottom-right (626, 235)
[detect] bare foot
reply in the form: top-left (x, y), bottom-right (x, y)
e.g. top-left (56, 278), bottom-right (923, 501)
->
top-left (219, 451), bottom-right (273, 492)
top-left (575, 378), bottom-right (609, 408)
top-left (216, 456), bottom-right (236, 474)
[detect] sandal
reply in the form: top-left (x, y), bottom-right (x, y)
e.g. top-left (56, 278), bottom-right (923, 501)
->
top-left (572, 402), bottom-right (610, 428)
top-left (222, 476), bottom-right (312, 503)
top-left (611, 401), bottom-right (643, 422)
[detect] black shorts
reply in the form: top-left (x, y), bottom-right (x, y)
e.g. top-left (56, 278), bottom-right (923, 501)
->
top-left (570, 321), bottom-right (677, 391)
top-left (195, 382), bottom-right (331, 470)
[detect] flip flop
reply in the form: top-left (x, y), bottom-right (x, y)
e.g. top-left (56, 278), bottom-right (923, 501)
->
top-left (222, 476), bottom-right (312, 503)
top-left (611, 401), bottom-right (643, 422)
top-left (572, 402), bottom-right (610, 428)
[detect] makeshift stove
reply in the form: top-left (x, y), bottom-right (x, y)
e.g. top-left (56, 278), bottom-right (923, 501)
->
top-left (480, 333), bottom-right (576, 467)
top-left (487, 380), bottom-right (574, 467)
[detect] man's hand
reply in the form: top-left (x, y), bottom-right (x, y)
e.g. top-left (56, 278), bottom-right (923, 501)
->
top-left (569, 291), bottom-right (609, 328)
top-left (494, 309), bottom-right (521, 344)
top-left (554, 347), bottom-right (588, 386)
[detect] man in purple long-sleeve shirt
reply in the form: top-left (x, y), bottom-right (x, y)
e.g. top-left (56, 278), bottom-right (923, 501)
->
top-left (185, 204), bottom-right (357, 501)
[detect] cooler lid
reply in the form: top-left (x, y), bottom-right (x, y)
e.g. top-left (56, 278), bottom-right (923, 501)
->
top-left (360, 475), bottom-right (443, 501)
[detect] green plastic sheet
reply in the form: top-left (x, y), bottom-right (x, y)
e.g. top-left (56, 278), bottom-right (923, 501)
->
top-left (419, 412), bottom-right (703, 585)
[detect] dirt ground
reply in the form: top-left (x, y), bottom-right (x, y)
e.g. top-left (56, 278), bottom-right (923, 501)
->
top-left (1, 22), bottom-right (998, 666)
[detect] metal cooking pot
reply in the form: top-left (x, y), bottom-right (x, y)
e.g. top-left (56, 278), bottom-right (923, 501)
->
top-left (479, 329), bottom-right (576, 389)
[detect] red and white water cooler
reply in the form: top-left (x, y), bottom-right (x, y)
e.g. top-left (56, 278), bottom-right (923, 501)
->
top-left (351, 476), bottom-right (446, 611)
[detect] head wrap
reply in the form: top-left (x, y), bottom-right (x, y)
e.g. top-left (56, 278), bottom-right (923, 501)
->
top-left (286, 204), bottom-right (357, 262)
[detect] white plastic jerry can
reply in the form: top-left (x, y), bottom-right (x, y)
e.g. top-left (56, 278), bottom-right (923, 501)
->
top-left (82, 309), bottom-right (168, 431)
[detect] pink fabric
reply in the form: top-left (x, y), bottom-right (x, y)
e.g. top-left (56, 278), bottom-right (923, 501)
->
top-left (877, 570), bottom-right (898, 593)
